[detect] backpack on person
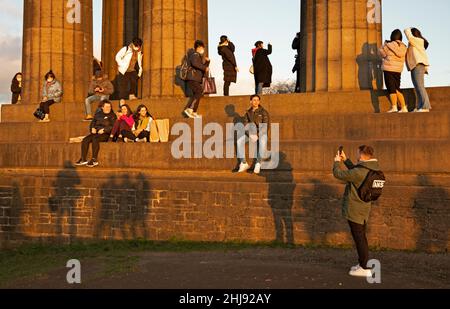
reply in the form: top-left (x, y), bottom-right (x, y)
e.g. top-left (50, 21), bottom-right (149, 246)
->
top-left (354, 166), bottom-right (386, 203)
top-left (179, 52), bottom-right (191, 81)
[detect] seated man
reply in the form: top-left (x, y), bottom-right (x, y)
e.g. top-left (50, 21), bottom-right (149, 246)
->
top-left (236, 94), bottom-right (270, 175)
top-left (75, 100), bottom-right (117, 168)
top-left (84, 70), bottom-right (114, 121)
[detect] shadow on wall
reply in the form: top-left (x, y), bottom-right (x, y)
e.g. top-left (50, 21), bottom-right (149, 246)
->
top-left (413, 175), bottom-right (450, 253)
top-left (260, 152), bottom-right (296, 244)
top-left (48, 161), bottom-right (81, 240)
top-left (174, 65), bottom-right (193, 98)
top-left (0, 183), bottom-right (25, 245)
top-left (97, 173), bottom-right (151, 240)
top-left (356, 43), bottom-right (383, 92)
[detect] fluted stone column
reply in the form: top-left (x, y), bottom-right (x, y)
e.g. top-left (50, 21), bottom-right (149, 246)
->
top-left (22, 0), bottom-right (93, 103)
top-left (300, 0), bottom-right (383, 92)
top-left (140, 0), bottom-right (208, 98)
top-left (101, 0), bottom-right (140, 80)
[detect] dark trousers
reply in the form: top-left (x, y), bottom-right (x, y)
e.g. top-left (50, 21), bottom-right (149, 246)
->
top-left (81, 133), bottom-right (110, 160)
top-left (348, 220), bottom-right (369, 269)
top-left (224, 81), bottom-right (231, 96)
top-left (121, 130), bottom-right (150, 142)
top-left (185, 80), bottom-right (203, 112)
top-left (118, 71), bottom-right (138, 99)
top-left (39, 99), bottom-right (55, 114)
top-left (111, 120), bottom-right (132, 138)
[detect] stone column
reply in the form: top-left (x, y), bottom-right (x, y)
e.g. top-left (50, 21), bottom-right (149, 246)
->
top-left (22, 0), bottom-right (93, 103)
top-left (101, 0), bottom-right (140, 81)
top-left (301, 0), bottom-right (383, 92)
top-left (140, 0), bottom-right (208, 98)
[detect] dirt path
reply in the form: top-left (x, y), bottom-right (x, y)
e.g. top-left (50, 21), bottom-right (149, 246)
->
top-left (6, 248), bottom-right (449, 289)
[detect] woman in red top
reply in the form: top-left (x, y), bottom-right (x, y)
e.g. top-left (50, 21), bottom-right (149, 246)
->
top-left (110, 104), bottom-right (134, 142)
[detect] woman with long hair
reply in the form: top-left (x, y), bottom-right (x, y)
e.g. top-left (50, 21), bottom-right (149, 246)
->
top-left (109, 104), bottom-right (134, 142)
top-left (123, 104), bottom-right (153, 143)
top-left (404, 27), bottom-right (431, 112)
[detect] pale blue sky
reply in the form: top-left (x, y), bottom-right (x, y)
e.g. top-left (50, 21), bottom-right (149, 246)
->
top-left (0, 0), bottom-right (449, 102)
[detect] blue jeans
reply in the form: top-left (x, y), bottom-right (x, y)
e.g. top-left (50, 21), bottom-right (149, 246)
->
top-left (237, 134), bottom-right (268, 164)
top-left (411, 64), bottom-right (431, 110)
top-left (85, 94), bottom-right (109, 116)
top-left (255, 83), bottom-right (264, 95)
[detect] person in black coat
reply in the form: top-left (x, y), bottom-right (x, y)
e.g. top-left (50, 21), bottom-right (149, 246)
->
top-left (252, 41), bottom-right (273, 95)
top-left (292, 32), bottom-right (302, 93)
top-left (218, 35), bottom-right (238, 96)
top-left (11, 72), bottom-right (22, 104)
top-left (183, 40), bottom-right (210, 119)
top-left (75, 100), bottom-right (117, 168)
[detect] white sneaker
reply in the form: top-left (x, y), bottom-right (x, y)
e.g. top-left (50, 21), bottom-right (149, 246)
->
top-left (124, 137), bottom-right (133, 143)
top-left (184, 108), bottom-right (195, 119)
top-left (349, 266), bottom-right (373, 277)
top-left (254, 163), bottom-right (261, 174)
top-left (137, 138), bottom-right (147, 143)
top-left (398, 107), bottom-right (409, 113)
top-left (417, 109), bottom-right (430, 113)
top-left (387, 107), bottom-right (398, 113)
top-left (238, 162), bottom-right (250, 173)
top-left (129, 94), bottom-right (138, 100)
top-left (350, 264), bottom-right (360, 272)
top-left (192, 112), bottom-right (202, 119)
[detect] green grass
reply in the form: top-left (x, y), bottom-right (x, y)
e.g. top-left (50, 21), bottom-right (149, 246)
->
top-left (0, 239), bottom-right (354, 286)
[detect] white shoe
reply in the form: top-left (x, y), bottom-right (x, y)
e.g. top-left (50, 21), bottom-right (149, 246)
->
top-left (238, 162), bottom-right (250, 173)
top-left (184, 108), bottom-right (195, 119)
top-left (136, 138), bottom-right (147, 143)
top-left (398, 107), bottom-right (409, 113)
top-left (192, 112), bottom-right (202, 119)
top-left (349, 266), bottom-right (373, 277)
top-left (129, 94), bottom-right (138, 100)
top-left (350, 264), bottom-right (360, 272)
top-left (254, 163), bottom-right (261, 174)
top-left (417, 109), bottom-right (430, 113)
top-left (387, 107), bottom-right (398, 113)
top-left (124, 137), bottom-right (133, 143)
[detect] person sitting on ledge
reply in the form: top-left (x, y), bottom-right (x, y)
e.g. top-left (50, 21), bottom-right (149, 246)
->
top-left (75, 100), bottom-right (117, 168)
top-left (84, 70), bottom-right (114, 121)
top-left (123, 104), bottom-right (153, 143)
top-left (38, 70), bottom-right (63, 123)
top-left (109, 104), bottom-right (134, 142)
top-left (10, 72), bottom-right (22, 104)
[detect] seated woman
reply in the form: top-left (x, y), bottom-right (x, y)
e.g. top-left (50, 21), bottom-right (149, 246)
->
top-left (123, 104), bottom-right (153, 143)
top-left (38, 70), bottom-right (63, 122)
top-left (11, 72), bottom-right (22, 104)
top-left (110, 104), bottom-right (134, 142)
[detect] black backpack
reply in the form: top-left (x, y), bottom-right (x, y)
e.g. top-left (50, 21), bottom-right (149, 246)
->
top-left (354, 166), bottom-right (386, 203)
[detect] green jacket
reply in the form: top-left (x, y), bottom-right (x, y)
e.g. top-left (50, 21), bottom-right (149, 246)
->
top-left (333, 159), bottom-right (381, 225)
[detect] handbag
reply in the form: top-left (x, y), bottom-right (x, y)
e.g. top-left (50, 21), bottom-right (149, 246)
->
top-left (33, 107), bottom-right (45, 120)
top-left (202, 72), bottom-right (217, 95)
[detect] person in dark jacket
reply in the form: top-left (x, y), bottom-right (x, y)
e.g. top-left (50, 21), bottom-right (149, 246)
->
top-left (75, 100), bottom-right (117, 168)
top-left (333, 145), bottom-right (381, 278)
top-left (10, 72), bottom-right (22, 104)
top-left (218, 35), bottom-right (238, 96)
top-left (183, 40), bottom-right (210, 119)
top-left (291, 32), bottom-right (302, 93)
top-left (252, 41), bottom-right (273, 95)
top-left (237, 95), bottom-right (270, 175)
top-left (84, 70), bottom-right (115, 121)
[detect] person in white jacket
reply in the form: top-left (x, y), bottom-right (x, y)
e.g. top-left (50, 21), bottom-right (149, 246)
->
top-left (379, 29), bottom-right (408, 113)
top-left (404, 28), bottom-right (431, 112)
top-left (115, 38), bottom-right (143, 101)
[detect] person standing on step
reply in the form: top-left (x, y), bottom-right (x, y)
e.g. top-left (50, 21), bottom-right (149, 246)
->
top-left (75, 100), bottom-right (117, 168)
top-left (10, 72), bottom-right (22, 104)
top-left (84, 70), bottom-right (114, 121)
top-left (379, 29), bottom-right (408, 113)
top-left (123, 104), bottom-right (153, 143)
top-left (183, 40), bottom-right (210, 119)
top-left (116, 37), bottom-right (143, 101)
top-left (237, 95), bottom-right (270, 175)
top-left (404, 28), bottom-right (431, 113)
top-left (218, 35), bottom-right (238, 96)
top-left (291, 32), bottom-right (302, 93)
top-left (252, 41), bottom-right (273, 95)
top-left (333, 145), bottom-right (381, 278)
top-left (38, 70), bottom-right (63, 123)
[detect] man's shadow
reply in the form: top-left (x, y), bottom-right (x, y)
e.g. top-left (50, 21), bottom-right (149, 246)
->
top-left (259, 152), bottom-right (296, 244)
top-left (413, 175), bottom-right (449, 252)
top-left (225, 104), bottom-right (245, 172)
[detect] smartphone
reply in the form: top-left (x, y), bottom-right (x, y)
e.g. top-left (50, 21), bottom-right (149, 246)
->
top-left (338, 146), bottom-right (344, 155)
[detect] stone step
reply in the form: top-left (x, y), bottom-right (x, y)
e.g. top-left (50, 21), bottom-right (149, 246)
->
top-left (0, 112), bottom-right (448, 143)
top-left (1, 139), bottom-right (449, 174)
top-left (2, 87), bottom-right (450, 123)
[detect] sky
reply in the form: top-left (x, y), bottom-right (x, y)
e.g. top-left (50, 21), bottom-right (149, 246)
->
top-left (0, 0), bottom-right (449, 102)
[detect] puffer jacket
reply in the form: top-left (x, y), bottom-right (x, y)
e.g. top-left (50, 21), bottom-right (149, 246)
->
top-left (333, 159), bottom-right (381, 225)
top-left (42, 80), bottom-right (63, 103)
top-left (379, 40), bottom-right (407, 73)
